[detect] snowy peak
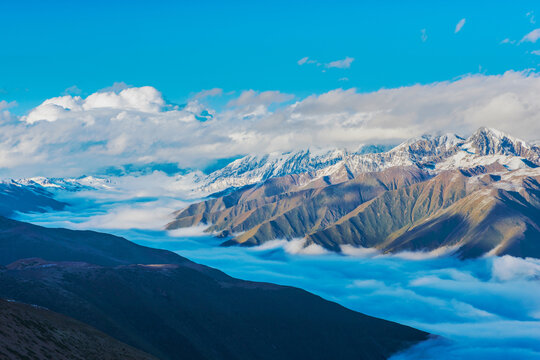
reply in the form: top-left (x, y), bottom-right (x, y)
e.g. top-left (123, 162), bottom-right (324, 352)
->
top-left (202, 148), bottom-right (349, 191)
top-left (198, 127), bottom-right (540, 192)
top-left (391, 133), bottom-right (464, 153)
top-left (389, 133), bottom-right (465, 161)
top-left (464, 127), bottom-right (538, 158)
top-left (16, 176), bottom-right (113, 192)
top-left (8, 128), bottom-right (536, 196)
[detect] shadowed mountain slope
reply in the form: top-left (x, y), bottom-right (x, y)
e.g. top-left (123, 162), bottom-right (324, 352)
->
top-left (167, 167), bottom-right (430, 244)
top-left (0, 181), bottom-right (66, 217)
top-left (0, 218), bottom-right (429, 360)
top-left (0, 216), bottom-right (186, 267)
top-left (0, 298), bottom-right (156, 360)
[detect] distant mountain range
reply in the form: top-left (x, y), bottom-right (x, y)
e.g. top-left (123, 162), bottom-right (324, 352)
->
top-left (197, 127), bottom-right (539, 192)
top-left (168, 128), bottom-right (540, 259)
top-left (2, 127), bottom-right (539, 259)
top-left (0, 216), bottom-right (428, 360)
top-left (0, 180), bottom-right (67, 217)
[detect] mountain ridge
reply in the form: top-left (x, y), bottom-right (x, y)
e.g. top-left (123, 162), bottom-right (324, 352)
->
top-left (168, 128), bottom-right (540, 259)
top-left (196, 127), bottom-right (540, 193)
top-left (0, 216), bottom-right (429, 360)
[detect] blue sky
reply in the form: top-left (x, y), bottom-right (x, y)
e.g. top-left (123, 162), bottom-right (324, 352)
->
top-left (2, 0), bottom-right (540, 113)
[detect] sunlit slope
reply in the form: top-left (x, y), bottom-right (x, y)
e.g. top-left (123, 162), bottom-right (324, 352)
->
top-left (167, 167), bottom-right (429, 244)
top-left (305, 171), bottom-right (471, 251)
top-left (380, 176), bottom-right (540, 258)
top-left (170, 163), bottom-right (540, 258)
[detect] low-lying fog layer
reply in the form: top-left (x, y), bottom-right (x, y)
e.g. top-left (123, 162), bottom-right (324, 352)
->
top-left (16, 187), bottom-right (540, 360)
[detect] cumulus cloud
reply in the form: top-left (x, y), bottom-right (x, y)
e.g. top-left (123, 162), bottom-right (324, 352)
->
top-left (454, 18), bottom-right (466, 33)
top-left (24, 86), bottom-right (165, 123)
top-left (326, 56), bottom-right (354, 69)
top-left (521, 28), bottom-right (540, 43)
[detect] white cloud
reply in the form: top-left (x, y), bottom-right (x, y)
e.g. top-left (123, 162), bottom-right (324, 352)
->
top-left (98, 82), bottom-right (131, 93)
top-left (455, 18), bottom-right (466, 33)
top-left (24, 86), bottom-right (165, 123)
top-left (521, 28), bottom-right (540, 43)
top-left (421, 29), bottom-right (428, 42)
top-left (0, 100), bottom-right (17, 111)
top-left (500, 38), bottom-right (516, 45)
top-left (2, 71), bottom-right (540, 177)
top-left (84, 86), bottom-right (165, 112)
top-left (491, 255), bottom-right (540, 281)
top-left (75, 202), bottom-right (176, 230)
top-left (297, 57), bottom-right (320, 66)
top-left (168, 225), bottom-right (210, 238)
top-left (326, 57), bottom-right (354, 69)
top-left (527, 11), bottom-right (536, 24)
top-left (63, 85), bottom-right (82, 96)
top-left (0, 100), bottom-right (16, 124)
top-left (192, 88), bottom-right (223, 100)
top-left (531, 50), bottom-right (540, 55)
top-left (227, 90), bottom-right (294, 107)
top-left (297, 57), bottom-right (309, 65)
top-left (254, 238), bottom-right (328, 255)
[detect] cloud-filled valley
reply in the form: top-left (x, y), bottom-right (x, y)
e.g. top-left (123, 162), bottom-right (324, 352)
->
top-left (13, 183), bottom-right (540, 359)
top-left (5, 2), bottom-right (540, 359)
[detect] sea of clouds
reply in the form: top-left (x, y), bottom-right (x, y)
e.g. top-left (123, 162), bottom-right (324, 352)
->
top-left (15, 183), bottom-right (540, 360)
top-left (7, 71), bottom-right (540, 357)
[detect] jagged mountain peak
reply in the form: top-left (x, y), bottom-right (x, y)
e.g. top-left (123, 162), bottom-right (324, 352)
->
top-left (202, 148), bottom-right (350, 191)
top-left (464, 127), bottom-right (533, 156)
top-left (389, 132), bottom-right (465, 158)
top-left (392, 132), bottom-right (464, 150)
top-left (198, 127), bottom-right (540, 192)
top-left (472, 126), bottom-right (516, 140)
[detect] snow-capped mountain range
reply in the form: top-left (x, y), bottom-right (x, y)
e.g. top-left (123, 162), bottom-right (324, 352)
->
top-left (168, 127), bottom-right (540, 259)
top-left (199, 127), bottom-right (540, 192)
top-left (13, 176), bottom-right (115, 192)
top-left (2, 127), bottom-right (539, 198)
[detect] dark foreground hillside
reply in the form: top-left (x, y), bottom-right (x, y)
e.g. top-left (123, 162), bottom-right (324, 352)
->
top-left (0, 298), bottom-right (156, 360)
top-left (0, 216), bottom-right (428, 360)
